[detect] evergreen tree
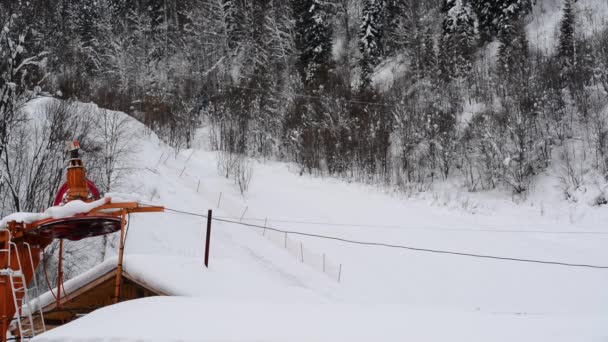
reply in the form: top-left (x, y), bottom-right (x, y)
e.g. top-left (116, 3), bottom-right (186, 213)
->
top-left (440, 0), bottom-right (478, 80)
top-left (359, 0), bottom-right (385, 90)
top-left (497, 20), bottom-right (529, 85)
top-left (382, 0), bottom-right (408, 55)
top-left (558, 0), bottom-right (575, 68)
top-left (293, 0), bottom-right (333, 91)
top-left (223, 0), bottom-right (241, 51)
top-left (471, 0), bottom-right (533, 42)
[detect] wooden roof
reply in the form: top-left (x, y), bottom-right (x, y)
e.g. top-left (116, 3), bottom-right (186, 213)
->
top-left (41, 266), bottom-right (169, 313)
top-left (10, 265), bottom-right (170, 337)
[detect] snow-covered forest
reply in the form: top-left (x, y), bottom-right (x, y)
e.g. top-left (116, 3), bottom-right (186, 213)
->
top-left (1, 1), bottom-right (608, 340)
top-left (2, 0), bottom-right (608, 202)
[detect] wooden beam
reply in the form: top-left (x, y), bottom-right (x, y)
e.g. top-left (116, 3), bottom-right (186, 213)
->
top-left (128, 206), bottom-right (164, 213)
top-left (122, 271), bottom-right (169, 296)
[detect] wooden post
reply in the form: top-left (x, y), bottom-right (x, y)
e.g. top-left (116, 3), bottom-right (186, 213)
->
top-left (197, 180), bottom-right (201, 193)
top-left (56, 239), bottom-right (64, 308)
top-left (284, 232), bottom-right (287, 248)
top-left (217, 193), bottom-right (222, 208)
top-left (113, 210), bottom-right (127, 304)
top-left (300, 242), bottom-right (304, 262)
top-left (204, 210), bottom-right (212, 268)
top-left (338, 264), bottom-right (342, 283)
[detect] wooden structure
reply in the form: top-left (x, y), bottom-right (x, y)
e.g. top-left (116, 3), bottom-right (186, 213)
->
top-left (9, 263), bottom-right (168, 339)
top-left (0, 141), bottom-right (163, 341)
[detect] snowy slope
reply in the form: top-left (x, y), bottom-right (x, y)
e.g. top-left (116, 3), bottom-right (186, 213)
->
top-left (27, 98), bottom-right (608, 341)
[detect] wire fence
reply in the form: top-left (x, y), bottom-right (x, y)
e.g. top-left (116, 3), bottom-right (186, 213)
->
top-left (155, 205), bottom-right (608, 270)
top-left (258, 221), bottom-right (342, 282)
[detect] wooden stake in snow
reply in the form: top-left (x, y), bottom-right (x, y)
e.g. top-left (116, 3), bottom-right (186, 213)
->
top-left (217, 192), bottom-right (222, 208)
top-left (263, 218), bottom-right (267, 236)
top-left (240, 206), bottom-right (248, 222)
top-left (300, 241), bottom-right (304, 262)
top-left (338, 264), bottom-right (342, 283)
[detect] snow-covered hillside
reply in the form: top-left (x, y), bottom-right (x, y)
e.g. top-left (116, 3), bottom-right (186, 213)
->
top-left (527, 0), bottom-right (608, 53)
top-left (27, 99), bottom-right (608, 341)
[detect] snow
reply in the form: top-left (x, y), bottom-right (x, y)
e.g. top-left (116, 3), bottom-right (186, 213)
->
top-left (371, 55), bottom-right (408, 91)
top-left (0, 198), bottom-right (109, 229)
top-left (458, 100), bottom-right (484, 131)
top-left (34, 296), bottom-right (605, 342)
top-left (44, 197), bottom-right (110, 219)
top-left (34, 253), bottom-right (324, 312)
top-left (25, 98), bottom-right (608, 341)
top-left (104, 192), bottom-right (144, 204)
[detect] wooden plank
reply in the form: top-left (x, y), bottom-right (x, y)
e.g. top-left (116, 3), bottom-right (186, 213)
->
top-left (42, 270), bottom-right (116, 312)
top-left (128, 206), bottom-right (164, 213)
top-left (42, 268), bottom-right (169, 313)
top-left (123, 271), bottom-right (169, 296)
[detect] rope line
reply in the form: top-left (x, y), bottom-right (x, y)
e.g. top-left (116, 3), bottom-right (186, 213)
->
top-left (146, 205), bottom-right (608, 270)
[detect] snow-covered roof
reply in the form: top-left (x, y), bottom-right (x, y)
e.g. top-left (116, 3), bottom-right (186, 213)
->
top-left (32, 295), bottom-right (606, 342)
top-left (33, 255), bottom-right (183, 308)
top-left (0, 198), bottom-right (110, 229)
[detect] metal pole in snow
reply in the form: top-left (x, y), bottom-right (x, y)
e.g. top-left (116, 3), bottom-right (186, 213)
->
top-left (197, 180), bottom-right (200, 193)
top-left (217, 193), bottom-right (222, 209)
top-left (114, 210), bottom-right (127, 304)
top-left (300, 242), bottom-right (304, 262)
top-left (338, 264), bottom-right (342, 283)
top-left (57, 239), bottom-right (64, 308)
top-left (204, 210), bottom-right (212, 268)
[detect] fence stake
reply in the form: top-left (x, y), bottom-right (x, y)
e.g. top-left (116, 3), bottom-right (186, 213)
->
top-left (263, 218), bottom-right (267, 236)
top-left (300, 242), bottom-right (304, 262)
top-left (185, 150), bottom-right (195, 163)
top-left (240, 206), bottom-right (248, 222)
top-left (156, 153), bottom-right (165, 167)
top-left (204, 210), bottom-right (212, 268)
top-left (338, 264), bottom-right (342, 283)
top-left (284, 232), bottom-right (287, 248)
top-left (179, 166), bottom-right (186, 177)
top-left (217, 192), bottom-right (222, 208)
top-left (197, 179), bottom-right (200, 193)
top-left (323, 253), bottom-right (326, 272)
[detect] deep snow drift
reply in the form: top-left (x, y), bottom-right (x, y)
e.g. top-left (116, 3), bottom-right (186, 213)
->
top-left (22, 97), bottom-right (608, 341)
